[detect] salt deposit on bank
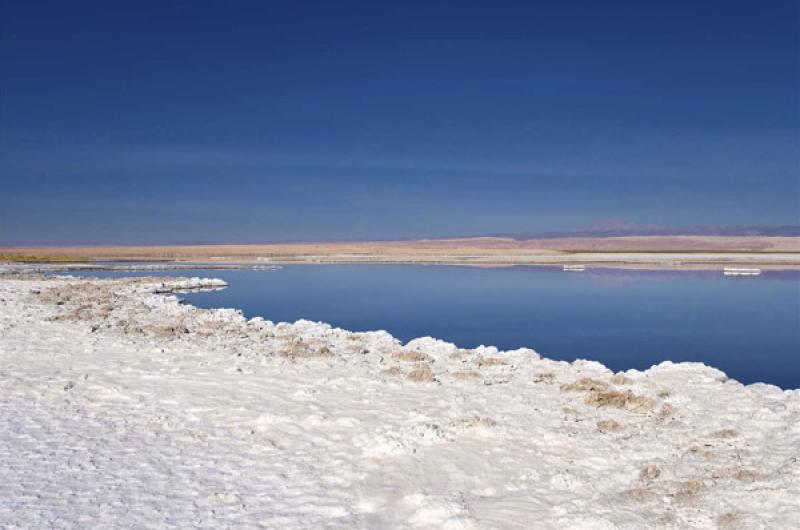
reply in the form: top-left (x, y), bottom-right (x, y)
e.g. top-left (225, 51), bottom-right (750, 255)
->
top-left (0, 272), bottom-right (797, 528)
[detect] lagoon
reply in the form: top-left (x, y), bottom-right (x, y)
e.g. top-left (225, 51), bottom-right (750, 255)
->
top-left (84, 265), bottom-right (800, 388)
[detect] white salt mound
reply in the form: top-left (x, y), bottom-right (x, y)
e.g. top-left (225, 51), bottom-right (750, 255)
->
top-left (0, 273), bottom-right (797, 529)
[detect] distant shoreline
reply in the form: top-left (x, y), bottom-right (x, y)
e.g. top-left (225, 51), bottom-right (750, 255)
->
top-left (2, 235), bottom-right (800, 270)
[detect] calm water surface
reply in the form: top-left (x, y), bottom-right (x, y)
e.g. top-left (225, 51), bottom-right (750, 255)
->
top-left (83, 265), bottom-right (800, 388)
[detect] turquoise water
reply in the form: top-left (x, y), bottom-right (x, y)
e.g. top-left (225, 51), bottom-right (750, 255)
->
top-left (83, 265), bottom-right (800, 388)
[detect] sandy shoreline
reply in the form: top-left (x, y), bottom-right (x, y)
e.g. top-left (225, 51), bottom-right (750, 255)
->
top-left (1, 271), bottom-right (798, 528)
top-left (3, 236), bottom-right (800, 271)
top-left (1, 252), bottom-right (800, 273)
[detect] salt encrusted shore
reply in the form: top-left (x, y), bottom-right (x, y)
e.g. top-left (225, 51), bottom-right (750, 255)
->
top-left (0, 273), bottom-right (798, 528)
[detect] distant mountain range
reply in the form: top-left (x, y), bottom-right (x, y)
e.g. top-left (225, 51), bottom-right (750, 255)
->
top-left (493, 225), bottom-right (800, 239)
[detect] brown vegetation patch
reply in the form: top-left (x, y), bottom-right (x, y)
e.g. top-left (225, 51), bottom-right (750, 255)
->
top-left (534, 371), bottom-right (556, 383)
top-left (560, 377), bottom-right (609, 392)
top-left (0, 253), bottom-right (91, 263)
top-left (474, 355), bottom-right (507, 367)
top-left (656, 403), bottom-right (676, 421)
top-left (712, 429), bottom-right (738, 439)
top-left (717, 513), bottom-right (741, 528)
top-left (40, 284), bottom-right (87, 306)
top-left (451, 370), bottom-right (482, 380)
top-left (731, 468), bottom-right (764, 482)
top-left (392, 351), bottom-right (432, 363)
top-left (585, 390), bottom-right (655, 412)
top-left (407, 363), bottom-right (436, 382)
top-left (152, 325), bottom-right (190, 337)
top-left (122, 325), bottom-right (146, 335)
top-left (639, 465), bottom-right (661, 481)
top-left (671, 480), bottom-right (705, 503)
top-left (280, 338), bottom-right (333, 358)
top-left (596, 419), bottom-right (622, 433)
top-left (624, 487), bottom-right (656, 503)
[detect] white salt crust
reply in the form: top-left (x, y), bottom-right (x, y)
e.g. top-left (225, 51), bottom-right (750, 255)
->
top-left (0, 273), bottom-right (797, 529)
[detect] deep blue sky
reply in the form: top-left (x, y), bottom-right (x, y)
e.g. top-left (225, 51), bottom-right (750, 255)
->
top-left (1, 0), bottom-right (798, 245)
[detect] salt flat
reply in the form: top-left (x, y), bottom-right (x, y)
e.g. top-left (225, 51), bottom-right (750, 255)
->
top-left (0, 272), bottom-right (798, 528)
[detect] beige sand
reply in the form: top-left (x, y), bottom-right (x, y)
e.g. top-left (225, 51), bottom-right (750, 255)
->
top-left (2, 236), bottom-right (799, 269)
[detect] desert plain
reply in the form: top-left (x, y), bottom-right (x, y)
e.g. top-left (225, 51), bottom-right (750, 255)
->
top-left (2, 235), bottom-right (799, 269)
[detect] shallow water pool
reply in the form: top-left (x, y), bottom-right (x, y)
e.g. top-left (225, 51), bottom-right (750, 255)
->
top-left (81, 265), bottom-right (800, 388)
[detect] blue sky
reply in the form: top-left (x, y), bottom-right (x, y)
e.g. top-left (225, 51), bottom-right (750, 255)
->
top-left (1, 0), bottom-right (798, 245)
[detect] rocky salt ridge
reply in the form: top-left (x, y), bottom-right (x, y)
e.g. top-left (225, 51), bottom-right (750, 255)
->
top-left (0, 273), bottom-right (798, 529)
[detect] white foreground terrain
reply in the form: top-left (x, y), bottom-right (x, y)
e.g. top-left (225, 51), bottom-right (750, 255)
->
top-left (0, 272), bottom-right (798, 529)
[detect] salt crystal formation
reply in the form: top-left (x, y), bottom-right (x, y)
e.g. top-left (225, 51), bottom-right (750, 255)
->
top-left (0, 272), bottom-right (797, 528)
